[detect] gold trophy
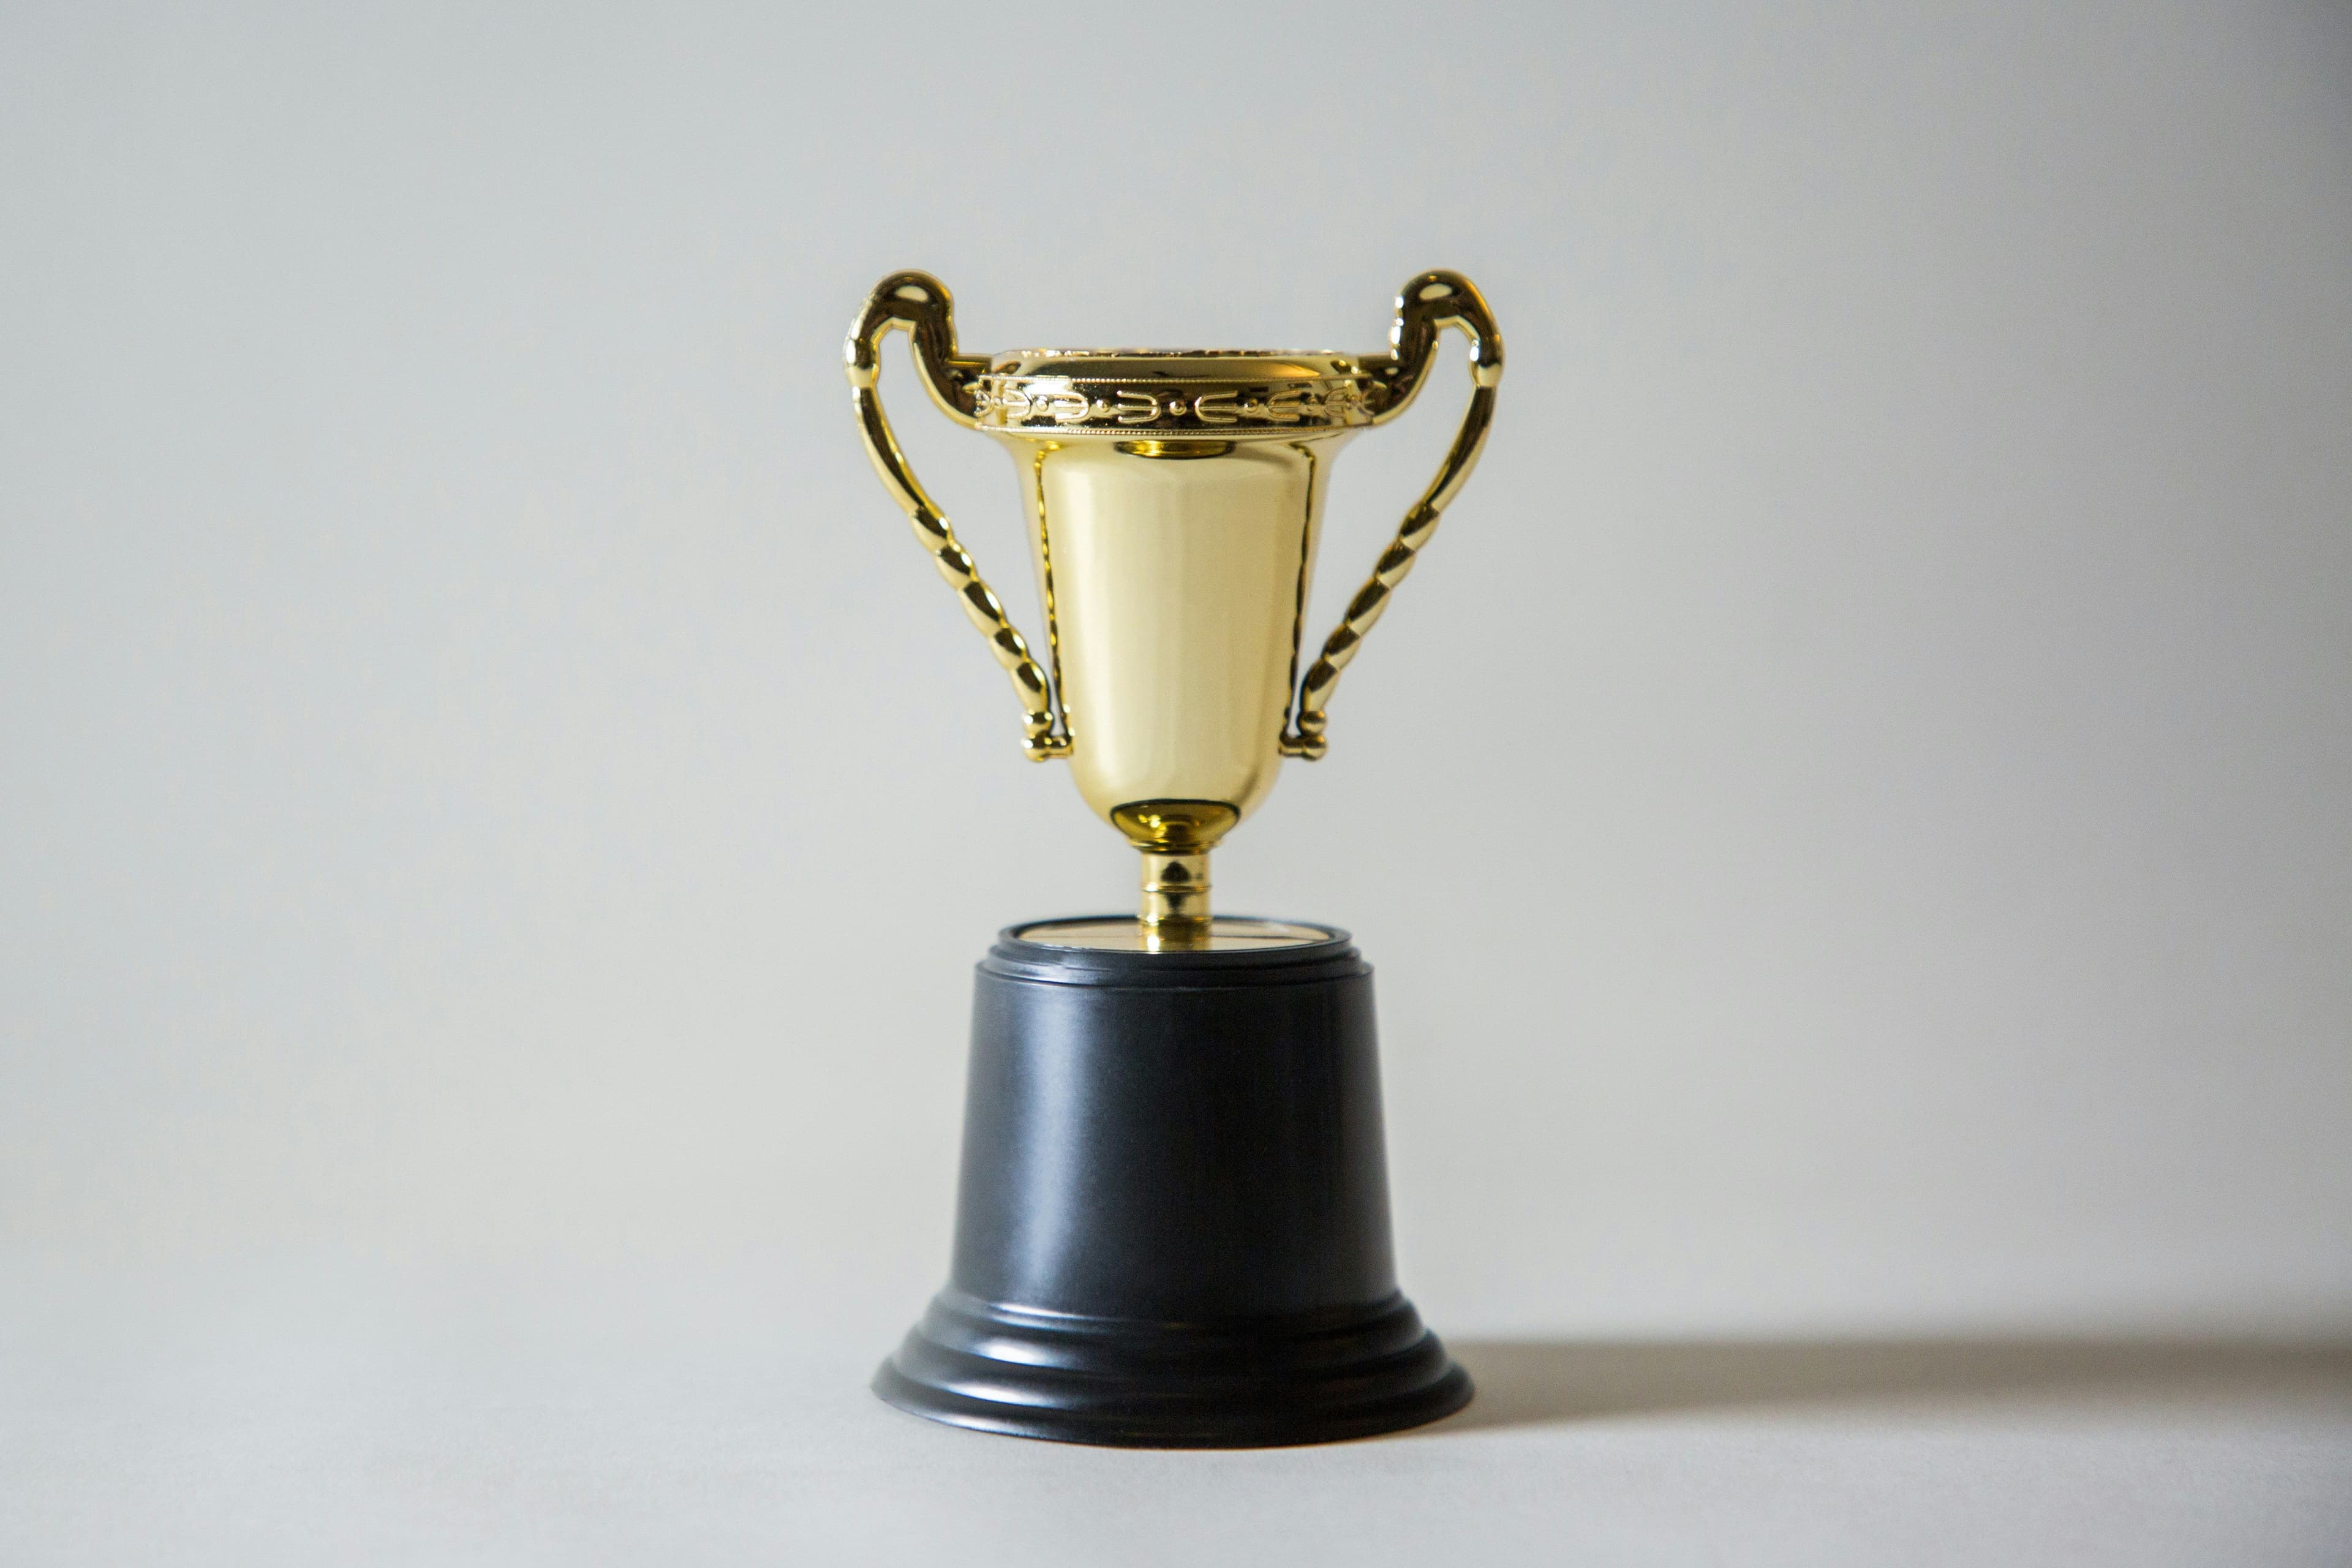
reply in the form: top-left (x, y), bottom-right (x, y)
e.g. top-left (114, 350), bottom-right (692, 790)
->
top-left (850, 270), bottom-right (1501, 1446)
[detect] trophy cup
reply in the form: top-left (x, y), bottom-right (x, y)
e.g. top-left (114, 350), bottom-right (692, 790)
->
top-left (848, 268), bottom-right (1501, 1446)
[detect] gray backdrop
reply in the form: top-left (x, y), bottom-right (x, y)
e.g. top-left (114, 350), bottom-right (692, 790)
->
top-left (4, 4), bottom-right (2349, 1562)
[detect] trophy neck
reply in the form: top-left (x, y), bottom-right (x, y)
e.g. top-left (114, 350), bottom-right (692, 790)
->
top-left (1111, 801), bottom-right (1235, 941)
top-left (1138, 848), bottom-right (1211, 943)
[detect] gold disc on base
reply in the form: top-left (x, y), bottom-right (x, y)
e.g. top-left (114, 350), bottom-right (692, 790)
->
top-left (1011, 916), bottom-right (1332, 953)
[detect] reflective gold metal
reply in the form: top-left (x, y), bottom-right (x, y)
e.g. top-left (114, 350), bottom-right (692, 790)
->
top-left (847, 270), bottom-right (1503, 935)
top-left (1012, 916), bottom-right (1334, 954)
top-left (846, 274), bottom-right (1066, 760)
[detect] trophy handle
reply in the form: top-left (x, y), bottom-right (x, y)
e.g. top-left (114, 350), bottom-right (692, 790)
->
top-left (846, 271), bottom-right (1068, 760)
top-left (1281, 271), bottom-right (1504, 761)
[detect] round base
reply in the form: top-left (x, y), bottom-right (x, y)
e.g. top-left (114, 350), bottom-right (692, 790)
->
top-left (875, 1290), bottom-right (1471, 1448)
top-left (877, 918), bottom-right (1468, 1447)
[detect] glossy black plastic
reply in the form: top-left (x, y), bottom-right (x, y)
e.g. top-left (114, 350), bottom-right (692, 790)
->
top-left (874, 920), bottom-right (1470, 1447)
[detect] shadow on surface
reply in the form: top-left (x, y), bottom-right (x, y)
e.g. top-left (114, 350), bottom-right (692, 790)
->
top-left (1437, 1336), bottom-right (2352, 1433)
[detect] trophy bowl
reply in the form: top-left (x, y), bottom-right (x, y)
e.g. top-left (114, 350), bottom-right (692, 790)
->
top-left (848, 270), bottom-right (1501, 1444)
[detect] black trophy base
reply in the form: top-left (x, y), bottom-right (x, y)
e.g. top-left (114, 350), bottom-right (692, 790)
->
top-left (874, 918), bottom-right (1471, 1449)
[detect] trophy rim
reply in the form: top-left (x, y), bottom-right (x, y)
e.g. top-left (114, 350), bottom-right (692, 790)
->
top-left (984, 348), bottom-right (1375, 381)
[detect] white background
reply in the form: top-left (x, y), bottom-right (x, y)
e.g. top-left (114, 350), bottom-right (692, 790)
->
top-left (4, 3), bottom-right (2349, 1562)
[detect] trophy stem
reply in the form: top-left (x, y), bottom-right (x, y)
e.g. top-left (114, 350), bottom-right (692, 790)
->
top-left (1139, 848), bottom-right (1211, 943)
top-left (1112, 800), bottom-right (1237, 948)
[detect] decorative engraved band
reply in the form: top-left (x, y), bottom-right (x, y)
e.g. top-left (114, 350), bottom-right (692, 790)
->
top-left (973, 376), bottom-right (1380, 435)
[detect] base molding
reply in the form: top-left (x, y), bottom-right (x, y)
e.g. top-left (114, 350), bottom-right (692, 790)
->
top-left (875, 1289), bottom-right (1471, 1449)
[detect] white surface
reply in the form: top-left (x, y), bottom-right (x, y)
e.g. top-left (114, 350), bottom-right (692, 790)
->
top-left (6, 2), bottom-right (2351, 1559)
top-left (6, 1261), bottom-right (2350, 1567)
